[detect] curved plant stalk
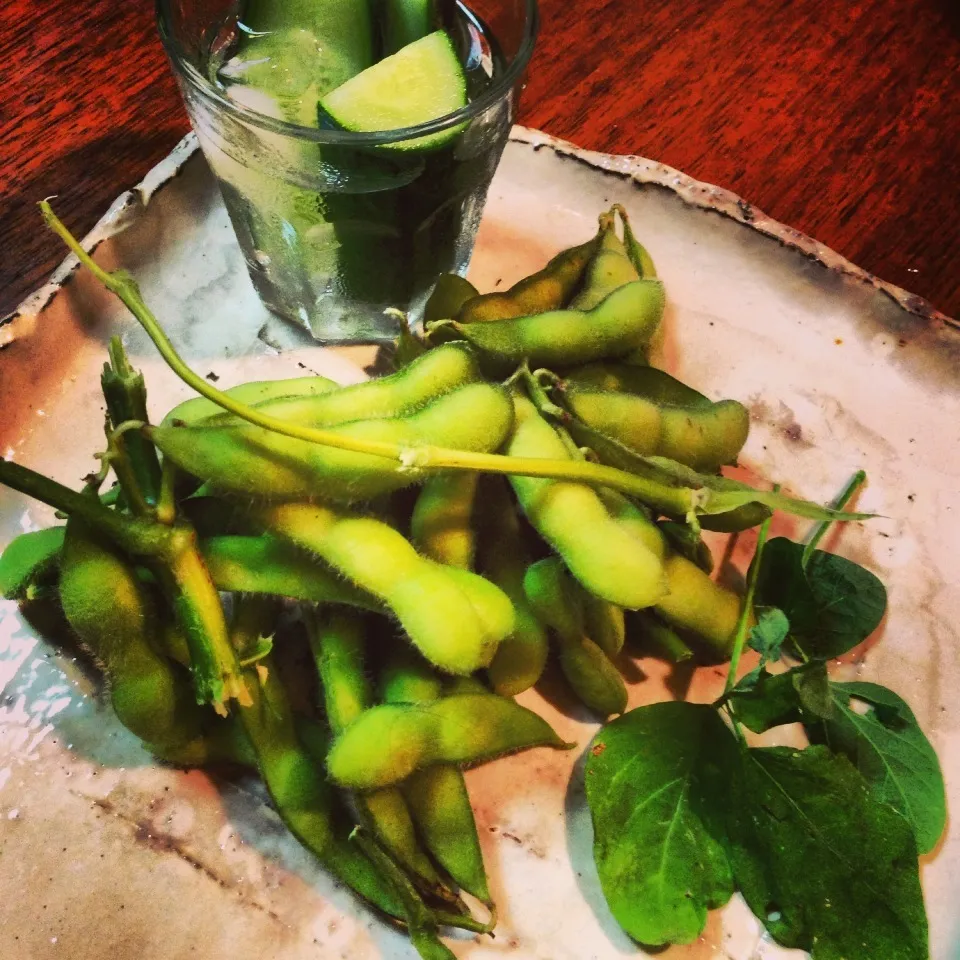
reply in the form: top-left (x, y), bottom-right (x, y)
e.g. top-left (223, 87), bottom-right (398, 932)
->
top-left (40, 202), bottom-right (869, 527)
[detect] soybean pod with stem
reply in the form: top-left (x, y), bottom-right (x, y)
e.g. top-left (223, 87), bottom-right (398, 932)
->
top-left (38, 202), bottom-right (871, 530)
top-left (307, 608), bottom-right (456, 904)
top-left (380, 647), bottom-right (495, 911)
top-left (227, 595), bottom-right (407, 920)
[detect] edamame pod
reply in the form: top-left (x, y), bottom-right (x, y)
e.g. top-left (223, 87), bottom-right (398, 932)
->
top-left (596, 489), bottom-right (667, 560)
top-left (228, 599), bottom-right (404, 918)
top-left (309, 610), bottom-right (445, 893)
top-left (653, 554), bottom-right (743, 657)
top-left (478, 477), bottom-right (550, 697)
top-left (201, 535), bottom-right (379, 610)
top-left (563, 386), bottom-right (750, 472)
top-left (627, 610), bottom-right (694, 663)
top-left (327, 694), bottom-right (571, 789)
top-left (59, 522), bottom-right (210, 756)
top-left (403, 765), bottom-right (492, 905)
top-left (424, 274), bottom-right (480, 324)
top-left (429, 281), bottom-right (666, 375)
top-left (381, 649), bottom-right (491, 905)
top-left (564, 364), bottom-right (707, 405)
top-left (162, 374), bottom-right (338, 425)
top-left (411, 472), bottom-right (478, 570)
top-left (612, 204), bottom-right (657, 278)
top-left (457, 228), bottom-right (603, 324)
top-left (569, 212), bottom-right (640, 311)
top-left (0, 526), bottom-right (64, 600)
top-left (506, 394), bottom-right (667, 610)
top-left (202, 342), bottom-right (482, 429)
top-left (252, 502), bottom-right (513, 674)
top-left (148, 381), bottom-right (514, 502)
top-left (582, 592), bottom-right (626, 658)
top-left (379, 646), bottom-right (446, 705)
top-left (523, 557), bottom-right (627, 716)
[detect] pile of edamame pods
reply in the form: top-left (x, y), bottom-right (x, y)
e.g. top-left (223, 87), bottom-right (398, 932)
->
top-left (1, 205), bottom-right (841, 959)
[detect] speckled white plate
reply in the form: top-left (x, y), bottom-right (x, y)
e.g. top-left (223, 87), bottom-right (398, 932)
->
top-left (1, 127), bottom-right (958, 960)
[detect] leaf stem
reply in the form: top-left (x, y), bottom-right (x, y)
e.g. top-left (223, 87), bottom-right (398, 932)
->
top-left (802, 469), bottom-right (867, 567)
top-left (0, 458), bottom-right (165, 556)
top-left (40, 202), bottom-right (870, 527)
top-left (724, 496), bottom-right (777, 695)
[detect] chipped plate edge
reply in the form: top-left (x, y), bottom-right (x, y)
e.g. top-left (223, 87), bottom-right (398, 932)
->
top-left (1, 125), bottom-right (955, 342)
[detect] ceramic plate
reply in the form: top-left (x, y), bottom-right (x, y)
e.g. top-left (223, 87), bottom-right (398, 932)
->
top-left (1, 127), bottom-right (957, 960)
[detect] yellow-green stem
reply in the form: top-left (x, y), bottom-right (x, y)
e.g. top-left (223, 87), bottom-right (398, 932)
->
top-left (40, 202), bottom-right (868, 527)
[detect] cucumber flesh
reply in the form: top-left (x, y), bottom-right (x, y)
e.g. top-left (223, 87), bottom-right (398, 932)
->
top-left (321, 30), bottom-right (467, 150)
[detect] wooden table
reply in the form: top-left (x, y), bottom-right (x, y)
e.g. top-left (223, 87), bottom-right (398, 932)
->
top-left (2, 0), bottom-right (957, 320)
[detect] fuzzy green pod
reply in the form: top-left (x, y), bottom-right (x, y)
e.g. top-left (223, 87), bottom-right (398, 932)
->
top-left (429, 281), bottom-right (666, 375)
top-left (563, 385), bottom-right (750, 472)
top-left (582, 593), bottom-right (626, 658)
top-left (148, 380), bottom-right (514, 502)
top-left (627, 610), bottom-right (694, 663)
top-left (457, 229), bottom-right (603, 324)
top-left (403, 765), bottom-right (491, 904)
top-left (327, 694), bottom-right (570, 789)
top-left (424, 274), bottom-right (480, 324)
top-left (162, 374), bottom-right (338, 425)
top-left (201, 535), bottom-right (379, 610)
top-left (569, 212), bottom-right (641, 311)
top-left (203, 342), bottom-right (483, 429)
top-left (411, 471), bottom-right (478, 570)
top-left (565, 364), bottom-right (707, 405)
top-left (229, 601), bottom-right (403, 919)
top-left (253, 502), bottom-right (512, 674)
top-left (379, 646), bottom-right (446, 705)
top-left (523, 557), bottom-right (627, 716)
top-left (506, 394), bottom-right (667, 610)
top-left (308, 610), bottom-right (445, 891)
top-left (0, 526), bottom-right (64, 600)
top-left (479, 478), bottom-right (550, 697)
top-left (654, 554), bottom-right (743, 657)
top-left (380, 650), bottom-right (491, 904)
top-left (59, 522), bottom-right (209, 755)
top-left (597, 489), bottom-right (667, 561)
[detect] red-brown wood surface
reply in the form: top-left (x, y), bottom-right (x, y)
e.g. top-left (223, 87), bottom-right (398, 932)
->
top-left (1, 0), bottom-right (958, 319)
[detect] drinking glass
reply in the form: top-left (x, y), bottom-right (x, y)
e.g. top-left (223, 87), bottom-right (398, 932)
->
top-left (157, 0), bottom-right (538, 343)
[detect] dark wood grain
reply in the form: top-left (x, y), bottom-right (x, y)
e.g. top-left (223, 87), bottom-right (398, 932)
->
top-left (2, 0), bottom-right (958, 319)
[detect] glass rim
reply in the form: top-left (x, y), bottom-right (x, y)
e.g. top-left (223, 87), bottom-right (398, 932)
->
top-left (156, 0), bottom-right (539, 145)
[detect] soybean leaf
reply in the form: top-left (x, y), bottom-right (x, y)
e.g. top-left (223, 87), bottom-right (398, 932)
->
top-left (736, 608), bottom-right (790, 691)
top-left (809, 682), bottom-right (946, 854)
top-left (755, 538), bottom-right (886, 659)
top-left (723, 744), bottom-right (927, 959)
top-left (585, 702), bottom-right (737, 945)
top-left (747, 607), bottom-right (789, 662)
top-left (729, 662), bottom-right (831, 733)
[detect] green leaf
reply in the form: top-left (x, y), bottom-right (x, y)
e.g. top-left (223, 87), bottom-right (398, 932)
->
top-left (747, 607), bottom-right (789, 661)
top-left (809, 682), bottom-right (946, 854)
top-left (723, 744), bottom-right (928, 959)
top-left (0, 527), bottom-right (65, 600)
top-left (729, 661), bottom-right (831, 733)
top-left (755, 538), bottom-right (886, 659)
top-left (585, 702), bottom-right (737, 945)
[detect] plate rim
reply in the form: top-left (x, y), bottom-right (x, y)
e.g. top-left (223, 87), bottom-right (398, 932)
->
top-left (1, 125), bottom-right (955, 339)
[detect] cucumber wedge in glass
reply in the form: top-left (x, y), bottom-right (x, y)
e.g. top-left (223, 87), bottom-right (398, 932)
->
top-left (321, 31), bottom-right (468, 151)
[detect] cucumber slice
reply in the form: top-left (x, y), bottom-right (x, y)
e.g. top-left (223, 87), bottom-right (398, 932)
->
top-left (320, 30), bottom-right (467, 151)
top-left (231, 0), bottom-right (376, 111)
top-left (381, 0), bottom-right (437, 55)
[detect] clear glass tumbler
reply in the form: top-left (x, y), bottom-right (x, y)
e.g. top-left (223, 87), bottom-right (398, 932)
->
top-left (157, 0), bottom-right (538, 343)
